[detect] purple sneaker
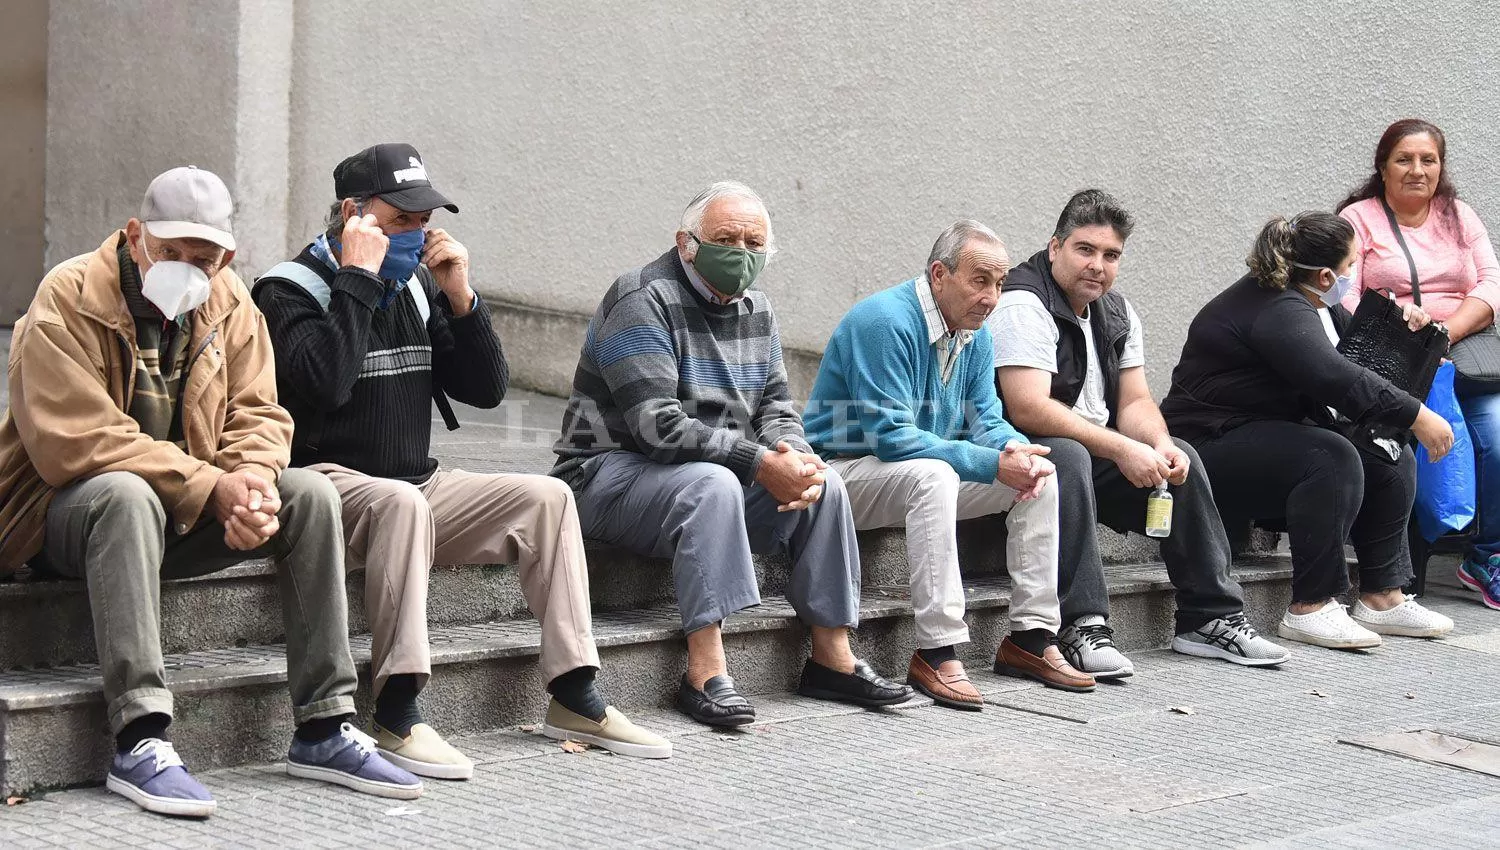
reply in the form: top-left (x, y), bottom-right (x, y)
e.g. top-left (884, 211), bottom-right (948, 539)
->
top-left (106, 739), bottom-right (216, 817)
top-left (286, 722), bottom-right (423, 799)
top-left (1457, 556), bottom-right (1500, 611)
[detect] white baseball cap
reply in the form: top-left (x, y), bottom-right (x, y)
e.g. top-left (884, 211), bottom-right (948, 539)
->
top-left (139, 166), bottom-right (236, 251)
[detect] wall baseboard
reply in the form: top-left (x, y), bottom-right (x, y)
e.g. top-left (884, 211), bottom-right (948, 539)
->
top-left (489, 297), bottom-right (825, 399)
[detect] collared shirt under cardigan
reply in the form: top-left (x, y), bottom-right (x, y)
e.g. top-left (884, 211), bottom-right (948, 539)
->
top-left (803, 276), bottom-right (1026, 484)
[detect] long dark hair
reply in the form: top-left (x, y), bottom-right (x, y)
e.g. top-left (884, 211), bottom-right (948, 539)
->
top-left (1246, 212), bottom-right (1355, 291)
top-left (1337, 118), bottom-right (1460, 234)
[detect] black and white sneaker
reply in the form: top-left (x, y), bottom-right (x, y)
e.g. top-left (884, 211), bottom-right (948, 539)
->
top-left (1058, 616), bottom-right (1134, 679)
top-left (1172, 613), bottom-right (1290, 667)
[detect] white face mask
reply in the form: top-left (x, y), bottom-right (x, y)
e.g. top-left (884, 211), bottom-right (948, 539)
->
top-left (137, 231), bottom-right (213, 318)
top-left (1292, 262), bottom-right (1356, 309)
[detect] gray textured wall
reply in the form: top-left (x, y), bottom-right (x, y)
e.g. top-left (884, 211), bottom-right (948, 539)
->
top-left (39, 0), bottom-right (1500, 396)
top-left (0, 0), bottom-right (49, 322)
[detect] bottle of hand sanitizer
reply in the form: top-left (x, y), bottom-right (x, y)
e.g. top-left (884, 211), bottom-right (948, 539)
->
top-left (1146, 483), bottom-right (1173, 538)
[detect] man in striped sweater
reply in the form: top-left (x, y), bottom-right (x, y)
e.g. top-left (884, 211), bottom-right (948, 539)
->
top-left (553, 181), bottom-right (911, 727)
top-left (257, 144), bottom-right (670, 778)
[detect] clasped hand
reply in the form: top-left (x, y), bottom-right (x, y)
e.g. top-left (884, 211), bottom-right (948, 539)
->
top-left (997, 441), bottom-right (1054, 501)
top-left (755, 441), bottom-right (828, 512)
top-left (210, 470), bottom-right (282, 551)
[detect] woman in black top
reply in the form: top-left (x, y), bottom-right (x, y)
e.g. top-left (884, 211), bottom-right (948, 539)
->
top-left (1161, 212), bottom-right (1455, 651)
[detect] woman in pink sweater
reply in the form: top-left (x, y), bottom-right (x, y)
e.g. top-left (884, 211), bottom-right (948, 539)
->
top-left (1339, 118), bottom-right (1500, 612)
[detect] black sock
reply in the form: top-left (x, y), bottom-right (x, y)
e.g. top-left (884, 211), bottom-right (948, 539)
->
top-left (373, 673), bottom-right (425, 737)
top-left (1009, 628), bottom-right (1052, 656)
top-left (547, 666), bottom-right (607, 722)
top-left (917, 645), bottom-right (959, 668)
top-left (295, 713), bottom-right (354, 743)
top-left (116, 713), bottom-right (171, 753)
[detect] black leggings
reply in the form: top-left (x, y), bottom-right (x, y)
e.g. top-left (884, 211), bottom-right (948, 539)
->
top-left (1194, 420), bottom-right (1415, 603)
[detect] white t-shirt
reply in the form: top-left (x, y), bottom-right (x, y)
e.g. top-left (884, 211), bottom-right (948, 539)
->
top-left (988, 290), bottom-right (1145, 428)
top-left (1316, 307), bottom-right (1341, 419)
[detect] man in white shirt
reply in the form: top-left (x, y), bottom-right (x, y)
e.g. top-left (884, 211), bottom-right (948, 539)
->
top-left (991, 189), bottom-right (1289, 675)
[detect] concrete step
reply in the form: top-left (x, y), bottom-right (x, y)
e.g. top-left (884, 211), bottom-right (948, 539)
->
top-left (0, 557), bottom-right (1294, 795)
top-left (0, 516), bottom-right (1227, 670)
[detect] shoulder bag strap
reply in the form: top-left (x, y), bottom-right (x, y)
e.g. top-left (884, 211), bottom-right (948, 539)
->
top-left (1380, 196), bottom-right (1423, 308)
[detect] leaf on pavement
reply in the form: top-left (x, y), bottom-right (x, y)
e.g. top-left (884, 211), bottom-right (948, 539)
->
top-left (1310, 690), bottom-right (1329, 698)
top-left (1405, 693), bottom-right (1417, 700)
top-left (1168, 705), bottom-right (1196, 715)
top-left (560, 739), bottom-right (589, 754)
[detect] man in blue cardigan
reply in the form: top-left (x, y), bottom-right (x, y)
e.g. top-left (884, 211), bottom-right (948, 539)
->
top-left (805, 220), bottom-right (1096, 706)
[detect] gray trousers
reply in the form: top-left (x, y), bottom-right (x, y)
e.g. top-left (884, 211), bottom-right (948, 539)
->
top-left (40, 469), bottom-right (358, 735)
top-left (573, 452), bottom-right (861, 633)
top-left (1040, 436), bottom-right (1246, 634)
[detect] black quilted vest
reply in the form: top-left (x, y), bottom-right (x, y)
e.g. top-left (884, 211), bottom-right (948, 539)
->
top-left (1000, 249), bottom-right (1132, 427)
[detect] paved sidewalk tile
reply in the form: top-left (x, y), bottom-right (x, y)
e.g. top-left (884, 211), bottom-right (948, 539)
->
top-left (4, 590), bottom-right (1498, 848)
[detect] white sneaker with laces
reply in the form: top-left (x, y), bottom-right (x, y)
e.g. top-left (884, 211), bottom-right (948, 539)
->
top-left (1277, 601), bottom-right (1382, 649)
top-left (1058, 615), bottom-right (1134, 679)
top-left (1351, 595), bottom-right (1455, 638)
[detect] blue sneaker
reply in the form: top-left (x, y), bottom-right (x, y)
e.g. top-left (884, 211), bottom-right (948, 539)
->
top-left (106, 739), bottom-right (216, 817)
top-left (1457, 556), bottom-right (1500, 611)
top-left (286, 722), bottom-right (423, 799)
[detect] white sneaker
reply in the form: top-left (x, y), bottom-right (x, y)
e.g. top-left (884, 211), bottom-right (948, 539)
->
top-left (1171, 613), bottom-right (1290, 666)
top-left (1277, 601), bottom-right (1382, 649)
top-left (1058, 616), bottom-right (1134, 679)
top-left (1351, 595), bottom-right (1455, 638)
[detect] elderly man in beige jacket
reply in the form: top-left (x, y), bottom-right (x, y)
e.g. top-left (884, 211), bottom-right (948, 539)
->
top-left (0, 167), bottom-right (419, 817)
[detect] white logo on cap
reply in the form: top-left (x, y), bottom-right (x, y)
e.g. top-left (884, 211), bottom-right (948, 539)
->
top-left (393, 157), bottom-right (429, 184)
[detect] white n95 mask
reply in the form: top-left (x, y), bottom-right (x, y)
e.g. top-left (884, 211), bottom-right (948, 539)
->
top-left (139, 234), bottom-right (213, 318)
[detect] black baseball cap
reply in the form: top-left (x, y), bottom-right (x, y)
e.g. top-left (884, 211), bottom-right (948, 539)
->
top-left (333, 142), bottom-right (458, 213)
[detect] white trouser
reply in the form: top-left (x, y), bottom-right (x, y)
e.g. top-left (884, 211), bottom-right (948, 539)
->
top-left (830, 456), bottom-right (1062, 647)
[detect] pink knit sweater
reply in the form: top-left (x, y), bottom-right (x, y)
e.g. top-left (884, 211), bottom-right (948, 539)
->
top-left (1339, 196), bottom-right (1500, 322)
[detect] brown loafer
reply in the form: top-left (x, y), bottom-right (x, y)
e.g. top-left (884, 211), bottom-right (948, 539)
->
top-left (906, 653), bottom-right (983, 711)
top-left (994, 637), bottom-right (1096, 692)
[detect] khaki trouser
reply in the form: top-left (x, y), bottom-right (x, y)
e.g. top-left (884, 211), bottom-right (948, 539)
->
top-left (829, 456), bottom-right (1062, 648)
top-left (309, 464), bottom-right (599, 696)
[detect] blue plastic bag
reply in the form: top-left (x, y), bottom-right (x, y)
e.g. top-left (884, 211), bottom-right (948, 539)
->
top-left (1414, 361), bottom-right (1476, 542)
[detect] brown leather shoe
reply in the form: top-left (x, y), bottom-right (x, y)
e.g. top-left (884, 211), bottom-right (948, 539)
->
top-left (906, 653), bottom-right (983, 711)
top-left (994, 637), bottom-right (1096, 692)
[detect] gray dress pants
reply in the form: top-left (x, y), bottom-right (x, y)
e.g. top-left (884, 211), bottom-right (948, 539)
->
top-left (573, 451), bottom-right (862, 633)
top-left (40, 468), bottom-right (358, 735)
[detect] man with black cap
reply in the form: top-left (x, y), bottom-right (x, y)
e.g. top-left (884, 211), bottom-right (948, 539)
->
top-left (0, 166), bottom-right (421, 816)
top-left (255, 143), bottom-right (671, 780)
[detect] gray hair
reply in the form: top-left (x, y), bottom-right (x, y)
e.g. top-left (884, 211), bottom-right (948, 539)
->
top-left (927, 219), bottom-right (1003, 272)
top-left (323, 194), bottom-right (375, 234)
top-left (679, 181), bottom-right (777, 256)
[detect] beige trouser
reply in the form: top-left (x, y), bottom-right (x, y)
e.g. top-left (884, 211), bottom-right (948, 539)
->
top-left (310, 464), bottom-right (600, 696)
top-left (830, 456), bottom-right (1062, 647)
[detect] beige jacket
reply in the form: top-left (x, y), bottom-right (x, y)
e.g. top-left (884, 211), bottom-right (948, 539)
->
top-left (0, 232), bottom-right (292, 574)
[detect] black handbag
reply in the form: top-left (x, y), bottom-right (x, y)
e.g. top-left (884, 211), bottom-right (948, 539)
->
top-left (1382, 197), bottom-right (1500, 393)
top-left (1334, 289), bottom-right (1450, 462)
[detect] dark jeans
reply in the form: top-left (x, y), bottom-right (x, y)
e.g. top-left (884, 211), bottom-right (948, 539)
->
top-left (1193, 420), bottom-right (1416, 604)
top-left (1040, 437), bottom-right (1246, 633)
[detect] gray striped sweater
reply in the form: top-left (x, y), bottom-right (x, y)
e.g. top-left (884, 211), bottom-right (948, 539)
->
top-left (551, 248), bottom-right (809, 490)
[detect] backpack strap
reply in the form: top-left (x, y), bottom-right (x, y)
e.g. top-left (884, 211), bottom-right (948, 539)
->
top-left (261, 261), bottom-right (333, 309)
top-left (413, 266), bottom-right (460, 432)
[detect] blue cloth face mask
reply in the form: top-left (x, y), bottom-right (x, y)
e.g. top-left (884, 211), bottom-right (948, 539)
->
top-left (353, 201), bottom-right (426, 282)
top-left (1293, 262), bottom-right (1355, 308)
top-left (379, 227), bottom-right (426, 282)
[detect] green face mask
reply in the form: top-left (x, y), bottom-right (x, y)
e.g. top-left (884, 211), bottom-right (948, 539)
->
top-left (690, 234), bottom-right (767, 299)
